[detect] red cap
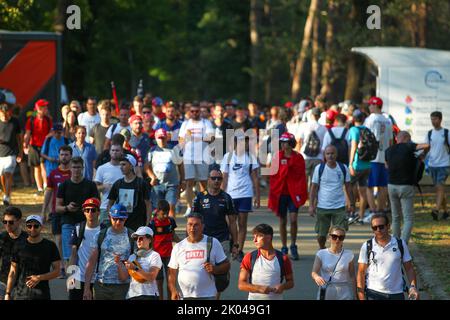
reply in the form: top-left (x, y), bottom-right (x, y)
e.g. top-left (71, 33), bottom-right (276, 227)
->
top-left (34, 99), bottom-right (49, 109)
top-left (284, 101), bottom-right (294, 108)
top-left (82, 198), bottom-right (100, 209)
top-left (155, 128), bottom-right (167, 139)
top-left (128, 114), bottom-right (143, 124)
top-left (280, 132), bottom-right (295, 142)
top-left (326, 109), bottom-right (339, 121)
top-left (368, 96), bottom-right (383, 108)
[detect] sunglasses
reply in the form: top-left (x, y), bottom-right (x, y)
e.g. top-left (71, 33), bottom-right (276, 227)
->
top-left (83, 208), bottom-right (98, 213)
top-left (2, 220), bottom-right (15, 225)
top-left (111, 217), bottom-right (126, 222)
top-left (371, 224), bottom-right (386, 231)
top-left (330, 234), bottom-right (345, 241)
top-left (26, 224), bottom-right (41, 230)
top-left (210, 176), bottom-right (223, 181)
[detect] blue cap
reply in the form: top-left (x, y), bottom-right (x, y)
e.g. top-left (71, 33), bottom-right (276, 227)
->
top-left (109, 203), bottom-right (128, 218)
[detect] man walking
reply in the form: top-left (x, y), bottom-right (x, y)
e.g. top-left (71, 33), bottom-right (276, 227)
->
top-left (41, 123), bottom-right (69, 179)
top-left (5, 215), bottom-right (61, 300)
top-left (154, 104), bottom-right (182, 149)
top-left (77, 97), bottom-right (100, 142)
top-left (357, 214), bottom-right (419, 300)
top-left (309, 145), bottom-right (354, 249)
top-left (426, 111), bottom-right (450, 220)
top-left (385, 131), bottom-right (429, 242)
top-left (89, 103), bottom-right (111, 155)
top-left (168, 212), bottom-right (230, 300)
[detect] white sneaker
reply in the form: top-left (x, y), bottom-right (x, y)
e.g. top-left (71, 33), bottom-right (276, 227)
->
top-left (3, 195), bottom-right (10, 206)
top-left (183, 207), bottom-right (192, 217)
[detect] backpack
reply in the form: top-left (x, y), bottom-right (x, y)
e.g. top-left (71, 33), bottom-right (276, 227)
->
top-left (42, 136), bottom-right (69, 156)
top-left (317, 162), bottom-right (347, 189)
top-left (206, 236), bottom-right (230, 292)
top-left (303, 131), bottom-right (322, 157)
top-left (357, 127), bottom-right (379, 161)
top-left (328, 128), bottom-right (349, 165)
top-left (248, 249), bottom-right (285, 284)
top-left (366, 237), bottom-right (408, 293)
top-left (95, 226), bottom-right (135, 273)
top-left (428, 128), bottom-right (450, 154)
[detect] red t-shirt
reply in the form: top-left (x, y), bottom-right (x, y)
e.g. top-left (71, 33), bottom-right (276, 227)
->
top-left (25, 116), bottom-right (52, 147)
top-left (47, 167), bottom-right (71, 212)
top-left (148, 216), bottom-right (177, 258)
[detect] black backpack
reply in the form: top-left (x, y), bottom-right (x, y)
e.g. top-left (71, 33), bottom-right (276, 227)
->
top-left (328, 128), bottom-right (349, 165)
top-left (303, 131), bottom-right (322, 157)
top-left (357, 127), bottom-right (379, 161)
top-left (206, 236), bottom-right (230, 292)
top-left (428, 128), bottom-right (450, 154)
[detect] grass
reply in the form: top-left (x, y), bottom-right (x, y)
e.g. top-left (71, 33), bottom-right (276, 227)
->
top-left (410, 191), bottom-right (450, 296)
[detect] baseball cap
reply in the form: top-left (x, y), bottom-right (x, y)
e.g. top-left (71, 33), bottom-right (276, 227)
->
top-left (280, 132), bottom-right (295, 142)
top-left (326, 109), bottom-right (339, 121)
top-left (368, 96), bottom-right (383, 108)
top-left (152, 97), bottom-right (163, 107)
top-left (52, 123), bottom-right (63, 131)
top-left (82, 197), bottom-right (100, 209)
top-left (297, 100), bottom-right (310, 113)
top-left (128, 114), bottom-right (143, 124)
top-left (26, 215), bottom-right (43, 225)
top-left (122, 154), bottom-right (137, 167)
top-left (132, 226), bottom-right (154, 238)
top-left (155, 128), bottom-right (167, 139)
top-left (109, 203), bottom-right (128, 218)
top-left (35, 99), bottom-right (49, 109)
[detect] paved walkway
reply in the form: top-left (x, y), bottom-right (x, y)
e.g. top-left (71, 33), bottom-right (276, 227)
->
top-left (49, 202), bottom-right (430, 300)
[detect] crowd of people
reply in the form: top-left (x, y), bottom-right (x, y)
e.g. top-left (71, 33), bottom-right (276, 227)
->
top-left (0, 91), bottom-right (448, 301)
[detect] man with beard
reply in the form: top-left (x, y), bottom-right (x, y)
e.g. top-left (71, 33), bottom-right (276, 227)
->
top-left (154, 104), bottom-right (182, 149)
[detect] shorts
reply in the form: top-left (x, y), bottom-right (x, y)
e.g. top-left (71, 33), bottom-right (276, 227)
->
top-left (368, 162), bottom-right (388, 188)
top-left (50, 212), bottom-right (62, 235)
top-left (184, 163), bottom-right (209, 181)
top-left (156, 257), bottom-right (170, 281)
top-left (0, 155), bottom-right (17, 174)
top-left (61, 224), bottom-right (76, 260)
top-left (350, 169), bottom-right (370, 187)
top-left (429, 166), bottom-right (450, 186)
top-left (151, 184), bottom-right (178, 207)
top-left (233, 197), bottom-right (252, 213)
top-left (305, 159), bottom-right (322, 178)
top-left (315, 207), bottom-right (348, 237)
top-left (278, 195), bottom-right (299, 217)
top-left (28, 145), bottom-right (42, 166)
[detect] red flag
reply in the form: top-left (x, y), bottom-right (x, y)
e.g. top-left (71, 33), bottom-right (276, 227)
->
top-left (111, 81), bottom-right (119, 115)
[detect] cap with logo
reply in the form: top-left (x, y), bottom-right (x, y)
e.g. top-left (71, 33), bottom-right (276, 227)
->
top-left (368, 96), bottom-right (383, 108)
top-left (155, 128), bottom-right (167, 139)
top-left (280, 132), bottom-right (295, 142)
top-left (109, 203), bottom-right (128, 218)
top-left (26, 215), bottom-right (44, 225)
top-left (35, 99), bottom-right (49, 109)
top-left (82, 197), bottom-right (100, 209)
top-left (128, 114), bottom-right (143, 124)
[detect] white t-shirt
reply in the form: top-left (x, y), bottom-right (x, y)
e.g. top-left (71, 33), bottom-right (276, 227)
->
top-left (316, 249), bottom-right (354, 283)
top-left (74, 225), bottom-right (101, 283)
top-left (321, 127), bottom-right (350, 151)
top-left (298, 121), bottom-right (327, 160)
top-left (126, 250), bottom-right (162, 299)
top-left (179, 119), bottom-right (214, 163)
top-left (425, 128), bottom-right (450, 167)
top-left (78, 112), bottom-right (101, 142)
top-left (94, 162), bottom-right (123, 209)
top-left (358, 237), bottom-right (412, 294)
top-left (168, 236), bottom-right (227, 298)
top-left (220, 152), bottom-right (259, 199)
top-left (105, 123), bottom-right (131, 140)
top-left (286, 119), bottom-right (302, 141)
top-left (312, 163), bottom-right (350, 209)
top-left (247, 254), bottom-right (284, 300)
top-left (364, 113), bottom-right (393, 163)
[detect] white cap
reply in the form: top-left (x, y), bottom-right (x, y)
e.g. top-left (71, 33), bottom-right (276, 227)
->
top-left (125, 154), bottom-right (137, 167)
top-left (132, 226), bottom-right (154, 238)
top-left (26, 215), bottom-right (43, 225)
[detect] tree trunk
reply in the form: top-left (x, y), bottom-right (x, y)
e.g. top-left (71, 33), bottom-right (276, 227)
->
top-left (54, 0), bottom-right (70, 33)
top-left (418, 1), bottom-right (427, 47)
top-left (311, 0), bottom-right (321, 98)
top-left (344, 54), bottom-right (363, 101)
top-left (320, 0), bottom-right (336, 99)
top-left (250, 0), bottom-right (263, 101)
top-left (291, 0), bottom-right (319, 100)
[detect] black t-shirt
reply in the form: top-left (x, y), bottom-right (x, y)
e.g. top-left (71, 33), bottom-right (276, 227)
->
top-left (192, 190), bottom-right (237, 242)
top-left (0, 231), bottom-right (28, 283)
top-left (212, 119), bottom-right (234, 156)
top-left (108, 176), bottom-right (150, 231)
top-left (95, 149), bottom-right (136, 169)
top-left (57, 178), bottom-right (99, 225)
top-left (385, 142), bottom-right (418, 185)
top-left (90, 123), bottom-right (110, 155)
top-left (12, 238), bottom-right (60, 300)
top-left (232, 118), bottom-right (252, 132)
top-left (0, 117), bottom-right (21, 156)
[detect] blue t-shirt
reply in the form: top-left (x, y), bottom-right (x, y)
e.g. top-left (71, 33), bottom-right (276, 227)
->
top-left (154, 120), bottom-right (182, 148)
top-left (347, 125), bottom-right (372, 171)
top-left (42, 136), bottom-right (70, 177)
top-left (69, 142), bottom-right (97, 181)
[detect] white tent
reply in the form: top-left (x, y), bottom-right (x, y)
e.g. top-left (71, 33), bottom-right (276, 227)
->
top-left (352, 47), bottom-right (450, 143)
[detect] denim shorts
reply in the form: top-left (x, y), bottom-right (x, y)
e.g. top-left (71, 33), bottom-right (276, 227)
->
top-left (233, 197), bottom-right (252, 213)
top-left (278, 195), bottom-right (299, 217)
top-left (429, 166), bottom-right (450, 186)
top-left (61, 224), bottom-right (76, 260)
top-left (151, 184), bottom-right (178, 207)
top-left (368, 162), bottom-right (388, 187)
